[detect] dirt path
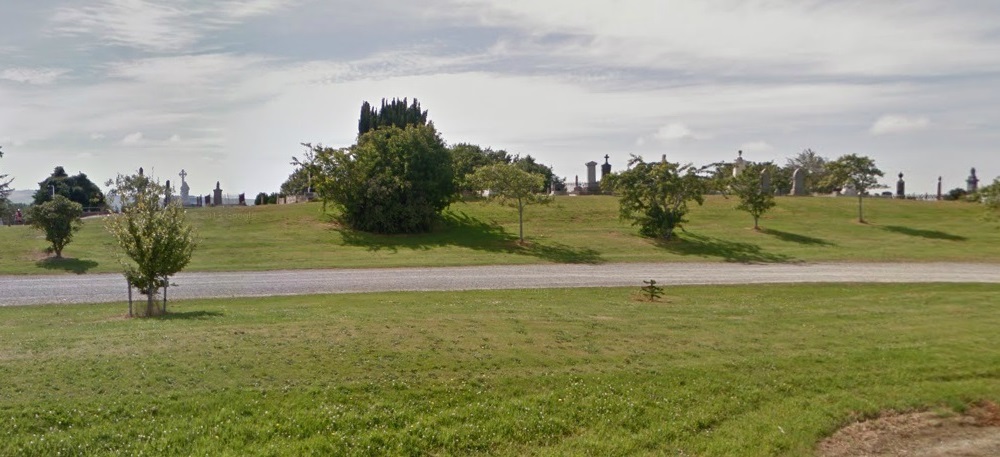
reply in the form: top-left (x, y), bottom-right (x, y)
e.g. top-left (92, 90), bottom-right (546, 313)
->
top-left (818, 402), bottom-right (1000, 457)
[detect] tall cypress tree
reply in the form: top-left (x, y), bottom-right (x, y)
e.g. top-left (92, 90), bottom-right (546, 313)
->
top-left (357, 98), bottom-right (428, 136)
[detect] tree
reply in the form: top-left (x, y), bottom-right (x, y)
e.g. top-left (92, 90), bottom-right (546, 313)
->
top-left (822, 154), bottom-right (884, 223)
top-left (785, 149), bottom-right (834, 193)
top-left (358, 98), bottom-right (428, 136)
top-left (979, 178), bottom-right (1000, 211)
top-left (312, 124), bottom-right (454, 233)
top-left (33, 166), bottom-right (106, 209)
top-left (449, 143), bottom-right (510, 194)
top-left (513, 154), bottom-right (564, 193)
top-left (604, 155), bottom-right (710, 240)
top-left (469, 163), bottom-right (548, 243)
top-left (26, 195), bottom-right (83, 258)
top-left (0, 146), bottom-right (13, 222)
top-left (105, 171), bottom-right (196, 317)
top-left (730, 163), bottom-right (777, 230)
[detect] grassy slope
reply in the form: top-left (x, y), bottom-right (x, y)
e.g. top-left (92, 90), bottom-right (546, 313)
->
top-left (1, 196), bottom-right (997, 274)
top-left (1, 284), bottom-right (998, 455)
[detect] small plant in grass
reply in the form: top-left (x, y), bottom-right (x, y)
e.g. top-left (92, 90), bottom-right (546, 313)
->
top-left (641, 279), bottom-right (664, 301)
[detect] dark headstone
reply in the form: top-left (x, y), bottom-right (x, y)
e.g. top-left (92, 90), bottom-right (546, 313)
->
top-left (967, 168), bottom-right (979, 193)
top-left (896, 172), bottom-right (905, 198)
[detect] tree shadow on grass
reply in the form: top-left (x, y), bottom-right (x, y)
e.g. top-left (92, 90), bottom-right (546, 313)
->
top-left (35, 257), bottom-right (99, 274)
top-left (336, 210), bottom-right (604, 264)
top-left (879, 225), bottom-right (967, 241)
top-left (656, 233), bottom-right (794, 264)
top-left (157, 310), bottom-right (224, 320)
top-left (761, 228), bottom-right (837, 246)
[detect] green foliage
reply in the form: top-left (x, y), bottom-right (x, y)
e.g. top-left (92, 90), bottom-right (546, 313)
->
top-left (279, 167), bottom-right (311, 195)
top-left (0, 146), bottom-right (12, 223)
top-left (449, 143), bottom-right (511, 194)
top-left (33, 166), bottom-right (107, 209)
top-left (469, 162), bottom-right (548, 243)
top-left (641, 279), bottom-right (664, 301)
top-left (730, 163), bottom-right (777, 229)
top-left (514, 154), bottom-right (563, 193)
top-left (944, 188), bottom-right (969, 201)
top-left (979, 178), bottom-right (1000, 211)
top-left (786, 148), bottom-right (835, 193)
top-left (358, 98), bottom-right (428, 136)
top-left (105, 171), bottom-right (196, 317)
top-left (823, 154), bottom-right (885, 222)
top-left (604, 155), bottom-right (709, 240)
top-left (26, 195), bottom-right (83, 257)
top-left (313, 124), bottom-right (454, 234)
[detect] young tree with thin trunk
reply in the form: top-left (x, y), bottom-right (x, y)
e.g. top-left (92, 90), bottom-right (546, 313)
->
top-left (105, 171), bottom-right (196, 317)
top-left (730, 163), bottom-right (776, 230)
top-left (26, 195), bottom-right (83, 258)
top-left (823, 154), bottom-right (884, 223)
top-left (469, 163), bottom-right (548, 243)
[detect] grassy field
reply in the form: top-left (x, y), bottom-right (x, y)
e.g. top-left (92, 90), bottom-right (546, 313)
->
top-left (1, 284), bottom-right (998, 455)
top-left (1, 195), bottom-right (998, 274)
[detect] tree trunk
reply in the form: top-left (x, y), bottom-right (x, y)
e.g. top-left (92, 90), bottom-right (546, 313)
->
top-left (753, 216), bottom-right (760, 230)
top-left (146, 288), bottom-right (155, 317)
top-left (857, 194), bottom-right (864, 222)
top-left (162, 278), bottom-right (168, 314)
top-left (517, 199), bottom-right (524, 244)
top-left (127, 283), bottom-right (133, 317)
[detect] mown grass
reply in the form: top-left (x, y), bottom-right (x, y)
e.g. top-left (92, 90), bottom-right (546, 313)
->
top-left (1, 195), bottom-right (998, 274)
top-left (1, 284), bottom-right (998, 455)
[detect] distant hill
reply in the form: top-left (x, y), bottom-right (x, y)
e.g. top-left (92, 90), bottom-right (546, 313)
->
top-left (7, 190), bottom-right (35, 205)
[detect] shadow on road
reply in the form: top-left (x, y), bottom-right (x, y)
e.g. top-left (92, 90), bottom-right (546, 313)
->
top-left (879, 225), bottom-right (967, 241)
top-left (657, 233), bottom-right (794, 264)
top-left (336, 210), bottom-right (603, 264)
top-left (762, 228), bottom-right (836, 246)
top-left (35, 257), bottom-right (99, 274)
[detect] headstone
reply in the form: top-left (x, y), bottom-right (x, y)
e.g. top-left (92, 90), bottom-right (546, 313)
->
top-left (896, 172), bottom-right (905, 198)
top-left (585, 161), bottom-right (598, 192)
top-left (791, 168), bottom-right (806, 196)
top-left (213, 181), bottom-right (223, 206)
top-left (967, 167), bottom-right (979, 193)
top-left (196, 196), bottom-right (203, 207)
top-left (760, 168), bottom-right (772, 194)
top-left (842, 182), bottom-right (858, 196)
top-left (179, 169), bottom-right (190, 205)
top-left (238, 193), bottom-right (246, 206)
top-left (601, 155), bottom-right (612, 179)
top-left (937, 176), bottom-right (942, 200)
top-left (164, 179), bottom-right (172, 205)
top-left (205, 195), bottom-right (212, 206)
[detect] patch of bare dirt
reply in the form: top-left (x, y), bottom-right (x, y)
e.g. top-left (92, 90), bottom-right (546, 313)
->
top-left (817, 402), bottom-right (1000, 457)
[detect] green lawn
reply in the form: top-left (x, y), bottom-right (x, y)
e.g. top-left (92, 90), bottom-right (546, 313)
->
top-left (2, 196), bottom-right (998, 274)
top-left (1, 284), bottom-right (997, 455)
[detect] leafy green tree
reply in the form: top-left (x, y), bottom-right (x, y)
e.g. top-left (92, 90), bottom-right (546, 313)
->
top-left (979, 178), bottom-right (1000, 211)
top-left (105, 171), bottom-right (196, 317)
top-left (469, 163), bottom-right (548, 243)
top-left (312, 124), bottom-right (454, 233)
top-left (822, 154), bottom-right (885, 223)
top-left (604, 155), bottom-right (710, 240)
top-left (449, 143), bottom-right (509, 194)
top-left (785, 149), bottom-right (834, 193)
top-left (730, 163), bottom-right (777, 230)
top-left (26, 195), bottom-right (83, 258)
top-left (513, 154), bottom-right (564, 193)
top-left (358, 98), bottom-right (428, 136)
top-left (33, 166), bottom-right (106, 209)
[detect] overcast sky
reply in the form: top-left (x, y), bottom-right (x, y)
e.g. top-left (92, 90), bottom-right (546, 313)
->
top-left (2, 0), bottom-right (999, 197)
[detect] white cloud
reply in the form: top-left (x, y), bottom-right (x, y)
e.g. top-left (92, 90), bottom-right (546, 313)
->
top-left (740, 141), bottom-right (773, 153)
top-left (0, 67), bottom-right (69, 85)
top-left (90, 133), bottom-right (106, 140)
top-left (652, 123), bottom-right (701, 142)
top-left (870, 115), bottom-right (931, 135)
top-left (48, 0), bottom-right (299, 52)
top-left (169, 134), bottom-right (181, 142)
top-left (122, 132), bottom-right (144, 144)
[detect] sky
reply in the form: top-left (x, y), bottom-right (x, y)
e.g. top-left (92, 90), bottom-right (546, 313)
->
top-left (2, 0), bottom-right (1000, 198)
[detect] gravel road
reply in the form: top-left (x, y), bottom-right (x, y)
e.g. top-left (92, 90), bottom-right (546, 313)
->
top-left (2, 262), bottom-right (999, 306)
